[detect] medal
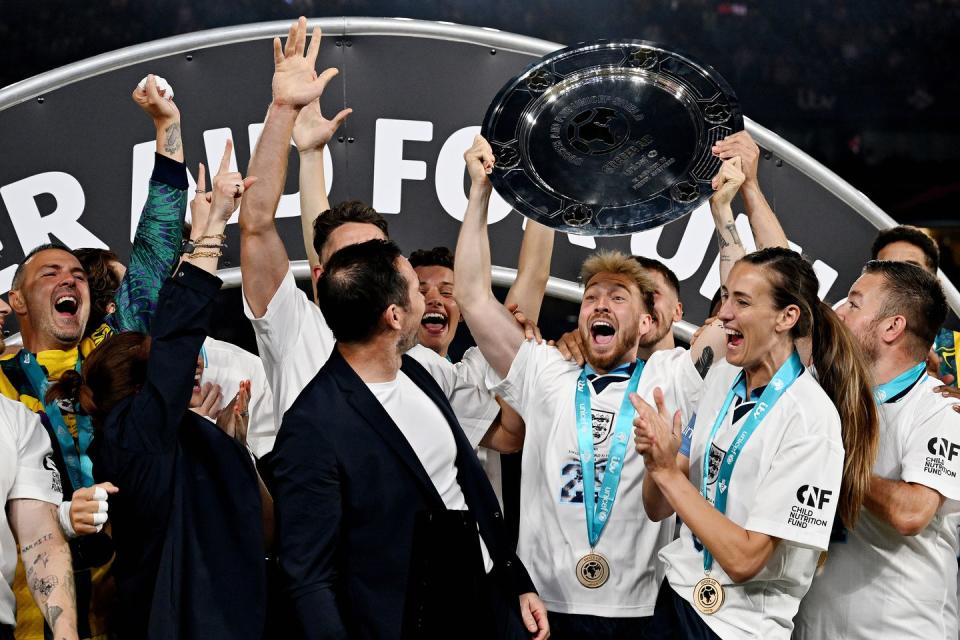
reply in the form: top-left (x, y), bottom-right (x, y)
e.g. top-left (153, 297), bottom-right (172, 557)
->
top-left (693, 575), bottom-right (724, 615)
top-left (576, 552), bottom-right (610, 589)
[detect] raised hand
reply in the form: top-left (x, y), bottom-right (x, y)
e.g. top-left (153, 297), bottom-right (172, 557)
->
top-left (506, 303), bottom-right (543, 343)
top-left (191, 381), bottom-right (223, 419)
top-left (713, 131), bottom-right (761, 186)
top-left (632, 387), bottom-right (682, 474)
top-left (710, 156), bottom-right (745, 208)
top-left (293, 97), bottom-right (352, 153)
top-left (272, 17), bottom-right (340, 109)
top-left (208, 139), bottom-right (257, 225)
top-left (132, 74), bottom-right (180, 125)
top-left (463, 134), bottom-right (495, 189)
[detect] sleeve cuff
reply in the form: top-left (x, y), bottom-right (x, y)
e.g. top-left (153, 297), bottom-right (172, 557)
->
top-left (172, 262), bottom-right (224, 296)
top-left (151, 152), bottom-right (188, 190)
top-left (744, 516), bottom-right (831, 552)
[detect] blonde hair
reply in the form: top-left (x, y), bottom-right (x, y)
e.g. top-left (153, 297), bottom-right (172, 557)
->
top-left (580, 250), bottom-right (656, 313)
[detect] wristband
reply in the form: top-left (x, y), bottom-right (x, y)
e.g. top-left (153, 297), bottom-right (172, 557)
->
top-left (58, 501), bottom-right (78, 539)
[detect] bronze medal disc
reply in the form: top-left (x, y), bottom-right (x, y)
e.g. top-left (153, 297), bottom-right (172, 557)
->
top-left (576, 552), bottom-right (610, 589)
top-left (693, 575), bottom-right (724, 615)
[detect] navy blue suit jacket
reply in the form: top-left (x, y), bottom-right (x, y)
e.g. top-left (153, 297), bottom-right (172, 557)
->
top-left (270, 347), bottom-right (536, 639)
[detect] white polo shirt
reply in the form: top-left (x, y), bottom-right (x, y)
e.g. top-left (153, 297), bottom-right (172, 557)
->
top-left (242, 266), bottom-right (500, 434)
top-left (487, 341), bottom-right (702, 617)
top-left (1, 396), bottom-right (62, 626)
top-left (795, 373), bottom-right (960, 640)
top-left (201, 337), bottom-right (277, 458)
top-left (659, 359), bottom-right (843, 640)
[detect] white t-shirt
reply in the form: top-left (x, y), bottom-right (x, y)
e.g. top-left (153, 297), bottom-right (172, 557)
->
top-left (242, 266), bottom-right (500, 435)
top-left (487, 341), bottom-right (702, 617)
top-left (795, 373), bottom-right (960, 640)
top-left (0, 396), bottom-right (62, 625)
top-left (366, 371), bottom-right (493, 573)
top-left (201, 337), bottom-right (277, 459)
top-left (659, 359), bottom-right (843, 640)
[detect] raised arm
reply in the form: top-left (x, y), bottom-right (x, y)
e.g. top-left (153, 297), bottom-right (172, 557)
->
top-left (9, 499), bottom-right (78, 640)
top-left (106, 75), bottom-right (187, 336)
top-left (503, 220), bottom-right (554, 322)
top-left (713, 131), bottom-right (789, 250)
top-left (240, 17), bottom-right (340, 318)
top-left (710, 156), bottom-right (747, 285)
top-left (293, 98), bottom-right (351, 300)
top-left (454, 136), bottom-right (526, 379)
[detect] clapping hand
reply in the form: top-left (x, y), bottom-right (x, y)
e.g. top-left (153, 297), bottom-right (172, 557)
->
top-left (217, 380), bottom-right (251, 445)
top-left (632, 387), bottom-right (682, 474)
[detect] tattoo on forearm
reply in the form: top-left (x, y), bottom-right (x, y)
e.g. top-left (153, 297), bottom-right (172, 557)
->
top-left (695, 346), bottom-right (715, 379)
top-left (47, 605), bottom-right (63, 630)
top-left (30, 574), bottom-right (58, 601)
top-left (33, 552), bottom-right (50, 569)
top-left (21, 533), bottom-right (53, 553)
top-left (164, 122), bottom-right (182, 155)
top-left (724, 222), bottom-right (742, 246)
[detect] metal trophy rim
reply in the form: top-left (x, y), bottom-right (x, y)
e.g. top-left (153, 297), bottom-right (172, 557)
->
top-left (481, 38), bottom-right (743, 236)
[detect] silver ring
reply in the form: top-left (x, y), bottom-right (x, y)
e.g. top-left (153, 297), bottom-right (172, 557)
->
top-left (194, 188), bottom-right (207, 194)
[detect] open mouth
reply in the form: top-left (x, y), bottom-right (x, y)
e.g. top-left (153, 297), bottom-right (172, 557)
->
top-left (193, 370), bottom-right (202, 393)
top-left (725, 327), bottom-right (744, 349)
top-left (420, 312), bottom-right (448, 337)
top-left (590, 319), bottom-right (616, 346)
top-left (54, 295), bottom-right (78, 317)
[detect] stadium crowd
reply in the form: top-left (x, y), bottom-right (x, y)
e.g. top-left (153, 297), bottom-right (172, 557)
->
top-left (2, 16), bottom-right (960, 640)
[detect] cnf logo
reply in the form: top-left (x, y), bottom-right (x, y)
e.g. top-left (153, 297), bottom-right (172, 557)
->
top-left (927, 437), bottom-right (960, 461)
top-left (796, 485), bottom-right (832, 510)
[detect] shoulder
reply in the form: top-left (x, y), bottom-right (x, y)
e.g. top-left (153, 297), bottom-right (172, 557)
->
top-left (0, 394), bottom-right (42, 439)
top-left (901, 375), bottom-right (960, 426)
top-left (203, 337), bottom-right (262, 368)
top-left (778, 370), bottom-right (842, 443)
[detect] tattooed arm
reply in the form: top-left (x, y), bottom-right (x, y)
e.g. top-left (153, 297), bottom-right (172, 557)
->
top-left (710, 157), bottom-right (747, 286)
top-left (102, 76), bottom-right (188, 338)
top-left (713, 131), bottom-right (789, 250)
top-left (8, 500), bottom-right (78, 640)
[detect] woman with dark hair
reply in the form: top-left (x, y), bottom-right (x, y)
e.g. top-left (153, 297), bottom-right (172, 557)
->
top-left (635, 241), bottom-right (878, 639)
top-left (46, 147), bottom-right (269, 640)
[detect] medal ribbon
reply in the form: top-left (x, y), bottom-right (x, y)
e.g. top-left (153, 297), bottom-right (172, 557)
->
top-left (872, 361), bottom-right (926, 404)
top-left (699, 350), bottom-right (803, 573)
top-left (19, 350), bottom-right (95, 489)
top-left (575, 360), bottom-right (644, 548)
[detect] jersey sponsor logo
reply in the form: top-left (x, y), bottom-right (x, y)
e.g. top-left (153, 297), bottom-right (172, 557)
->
top-left (789, 484), bottom-right (832, 528)
top-left (925, 437), bottom-right (960, 477)
top-left (42, 454), bottom-right (62, 495)
top-left (927, 437), bottom-right (960, 461)
top-left (796, 484), bottom-right (832, 509)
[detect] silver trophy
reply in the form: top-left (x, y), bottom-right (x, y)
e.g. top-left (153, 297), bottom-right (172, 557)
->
top-left (482, 40), bottom-right (743, 236)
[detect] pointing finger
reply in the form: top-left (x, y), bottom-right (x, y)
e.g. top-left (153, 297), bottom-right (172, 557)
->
top-left (217, 139), bottom-right (233, 175)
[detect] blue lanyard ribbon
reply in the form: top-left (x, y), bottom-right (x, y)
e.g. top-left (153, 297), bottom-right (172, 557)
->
top-left (699, 351), bottom-right (803, 572)
top-left (18, 350), bottom-right (95, 489)
top-left (575, 360), bottom-right (644, 548)
top-left (873, 361), bottom-right (926, 404)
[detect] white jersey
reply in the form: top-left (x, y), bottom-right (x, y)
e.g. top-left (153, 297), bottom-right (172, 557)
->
top-left (487, 341), bottom-right (702, 617)
top-left (795, 373), bottom-right (960, 640)
top-left (242, 266), bottom-right (500, 434)
top-left (201, 337), bottom-right (277, 459)
top-left (660, 359), bottom-right (843, 640)
top-left (0, 396), bottom-right (62, 625)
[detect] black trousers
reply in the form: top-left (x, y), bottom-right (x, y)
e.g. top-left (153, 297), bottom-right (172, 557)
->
top-left (548, 611), bottom-right (650, 640)
top-left (646, 579), bottom-right (722, 640)
top-left (0, 624), bottom-right (13, 640)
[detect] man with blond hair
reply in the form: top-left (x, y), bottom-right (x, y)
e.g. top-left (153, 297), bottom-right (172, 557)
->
top-left (453, 135), bottom-right (724, 638)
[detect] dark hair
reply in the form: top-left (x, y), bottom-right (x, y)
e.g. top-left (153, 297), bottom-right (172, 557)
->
top-left (871, 225), bottom-right (939, 273)
top-left (73, 248), bottom-right (122, 338)
top-left (317, 240), bottom-right (409, 344)
top-left (632, 256), bottom-right (681, 298)
top-left (862, 260), bottom-right (947, 358)
top-left (409, 246), bottom-right (454, 271)
top-left (312, 201), bottom-right (389, 262)
top-left (740, 247), bottom-right (878, 529)
top-left (11, 242), bottom-right (73, 290)
top-left (45, 332), bottom-right (151, 426)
